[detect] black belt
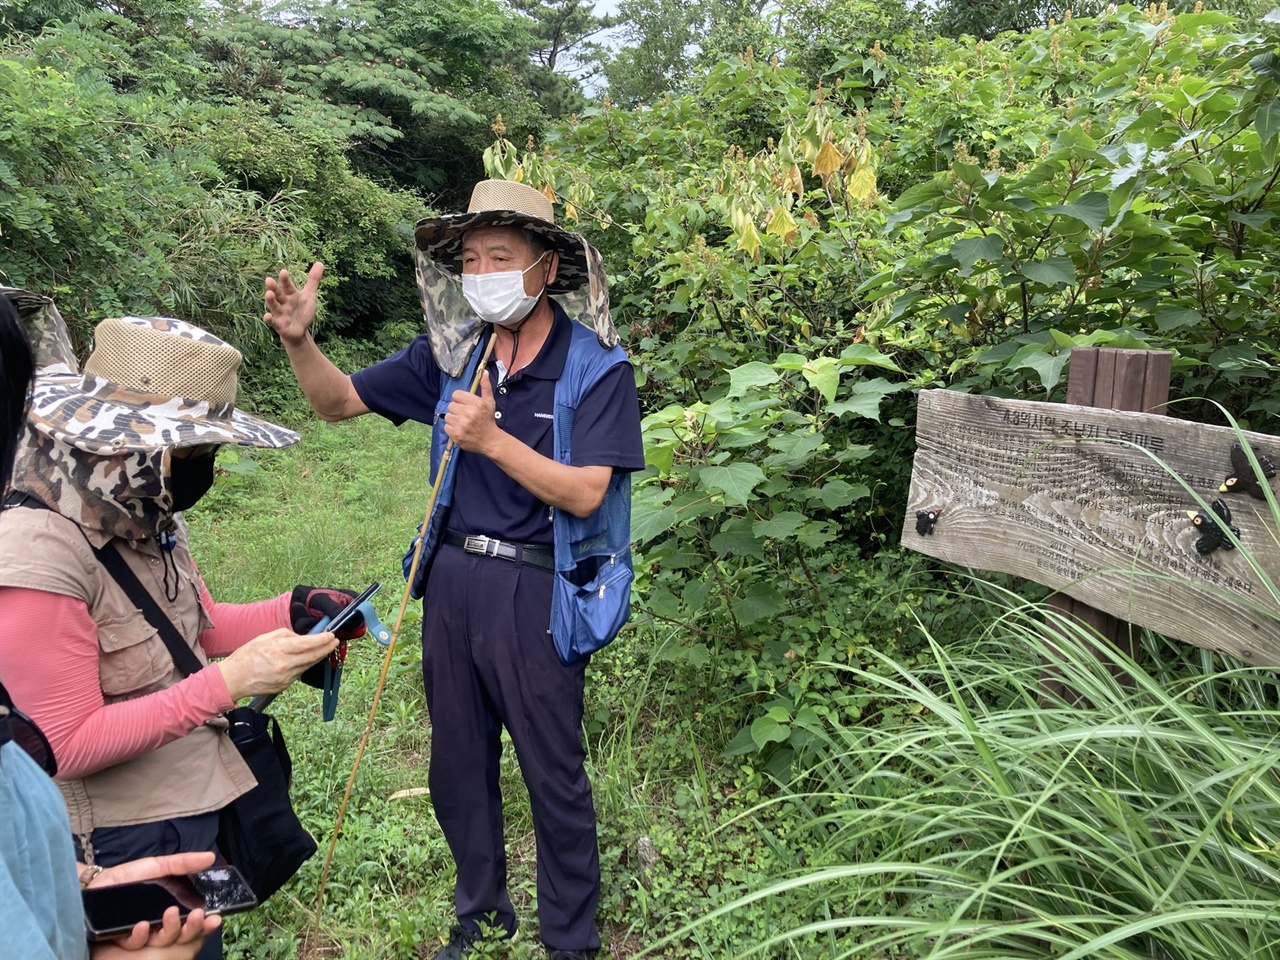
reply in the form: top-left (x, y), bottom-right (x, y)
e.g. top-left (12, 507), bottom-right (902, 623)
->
top-left (442, 531), bottom-right (554, 572)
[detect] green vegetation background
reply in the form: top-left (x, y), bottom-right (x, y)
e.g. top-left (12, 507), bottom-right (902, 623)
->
top-left (6, 0), bottom-right (1280, 956)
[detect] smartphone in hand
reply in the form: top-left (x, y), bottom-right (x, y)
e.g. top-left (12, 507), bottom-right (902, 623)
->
top-left (82, 864), bottom-right (257, 941)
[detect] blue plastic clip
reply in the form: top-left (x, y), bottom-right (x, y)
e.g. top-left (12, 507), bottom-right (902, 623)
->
top-left (305, 586), bottom-right (391, 721)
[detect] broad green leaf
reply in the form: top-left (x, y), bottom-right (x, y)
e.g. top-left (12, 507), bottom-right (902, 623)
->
top-left (681, 577), bottom-right (713, 614)
top-left (752, 511), bottom-right (808, 539)
top-left (717, 422), bottom-right (772, 449)
top-left (826, 378), bottom-right (905, 421)
top-left (711, 518), bottom-right (765, 557)
top-left (1208, 344), bottom-right (1267, 371)
top-left (807, 479), bottom-right (870, 509)
top-left (722, 726), bottom-right (759, 757)
top-left (698, 463), bottom-right (766, 505)
top-left (630, 498), bottom-right (679, 545)
top-left (1257, 99), bottom-right (1280, 147)
top-left (1154, 306), bottom-right (1202, 331)
top-left (950, 234), bottom-right (1005, 274)
top-left (837, 343), bottom-right (905, 374)
top-left (1021, 256), bottom-right (1077, 286)
top-left (951, 160), bottom-right (987, 189)
top-left (771, 353), bottom-right (808, 370)
top-left (1043, 192), bottom-right (1110, 231)
top-left (735, 584), bottom-right (786, 625)
top-left (796, 521), bottom-right (836, 549)
top-left (1107, 148), bottom-right (1147, 190)
top-left (801, 357), bottom-right (840, 402)
top-left (685, 644), bottom-right (711, 667)
top-left (644, 441), bottom-right (675, 476)
top-left (1010, 347), bottom-right (1070, 393)
top-left (727, 361), bottom-right (780, 396)
top-left (763, 432), bottom-right (825, 469)
top-left (892, 178), bottom-right (947, 209)
top-left (1251, 51), bottom-right (1280, 80)
top-left (645, 586), bottom-right (681, 620)
top-left (749, 716), bottom-right (789, 749)
top-left (1230, 211), bottom-right (1276, 229)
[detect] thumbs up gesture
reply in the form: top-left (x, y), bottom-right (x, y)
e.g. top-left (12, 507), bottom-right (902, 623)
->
top-left (445, 371), bottom-right (499, 455)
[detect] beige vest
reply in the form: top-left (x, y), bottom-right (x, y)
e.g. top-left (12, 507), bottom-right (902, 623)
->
top-left (0, 506), bottom-right (255, 836)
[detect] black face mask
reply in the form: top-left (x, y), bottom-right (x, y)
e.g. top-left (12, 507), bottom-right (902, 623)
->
top-left (168, 452), bottom-right (217, 513)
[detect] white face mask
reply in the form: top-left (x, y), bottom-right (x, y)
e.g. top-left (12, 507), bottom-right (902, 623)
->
top-left (461, 253), bottom-right (548, 328)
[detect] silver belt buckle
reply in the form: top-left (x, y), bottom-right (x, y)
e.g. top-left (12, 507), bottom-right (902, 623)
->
top-left (464, 534), bottom-right (497, 557)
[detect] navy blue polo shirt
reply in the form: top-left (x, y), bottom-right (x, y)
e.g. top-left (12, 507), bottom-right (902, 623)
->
top-left (351, 305), bottom-right (645, 545)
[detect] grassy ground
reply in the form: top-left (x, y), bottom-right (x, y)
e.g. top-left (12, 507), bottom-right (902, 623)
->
top-left (189, 416), bottom-right (770, 959)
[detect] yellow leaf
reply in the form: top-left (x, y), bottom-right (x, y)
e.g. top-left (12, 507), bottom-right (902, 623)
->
top-left (812, 140), bottom-right (845, 178)
top-left (736, 220), bottom-right (762, 259)
top-left (847, 166), bottom-right (877, 201)
top-left (787, 163), bottom-right (804, 196)
top-left (564, 201), bottom-right (579, 222)
top-left (843, 141), bottom-right (876, 175)
top-left (765, 205), bottom-right (799, 245)
top-left (542, 183), bottom-right (557, 203)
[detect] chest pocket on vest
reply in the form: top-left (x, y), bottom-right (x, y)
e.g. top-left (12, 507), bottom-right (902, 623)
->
top-left (96, 614), bottom-right (173, 697)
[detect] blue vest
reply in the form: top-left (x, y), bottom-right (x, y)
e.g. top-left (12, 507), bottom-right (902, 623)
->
top-left (403, 323), bottom-right (634, 665)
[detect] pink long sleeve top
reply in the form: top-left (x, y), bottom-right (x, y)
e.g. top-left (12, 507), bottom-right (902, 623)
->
top-left (0, 582), bottom-right (290, 781)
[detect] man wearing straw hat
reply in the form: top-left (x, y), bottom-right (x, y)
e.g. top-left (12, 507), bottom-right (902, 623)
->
top-left (264, 180), bottom-right (644, 960)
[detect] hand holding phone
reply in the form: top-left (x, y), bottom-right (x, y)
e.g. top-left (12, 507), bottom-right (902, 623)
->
top-left (314, 582), bottom-right (381, 637)
top-left (83, 864), bottom-right (257, 942)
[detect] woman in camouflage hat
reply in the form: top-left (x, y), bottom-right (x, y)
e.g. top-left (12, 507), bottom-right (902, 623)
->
top-left (0, 294), bottom-right (230, 960)
top-left (0, 315), bottom-right (346, 960)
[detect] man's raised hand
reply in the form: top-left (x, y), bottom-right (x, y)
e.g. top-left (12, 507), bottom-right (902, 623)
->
top-left (264, 262), bottom-right (325, 346)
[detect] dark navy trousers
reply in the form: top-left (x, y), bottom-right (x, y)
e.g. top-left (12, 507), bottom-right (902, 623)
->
top-left (422, 544), bottom-right (600, 952)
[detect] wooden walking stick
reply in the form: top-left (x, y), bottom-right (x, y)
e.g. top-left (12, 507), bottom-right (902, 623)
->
top-left (308, 333), bottom-right (499, 954)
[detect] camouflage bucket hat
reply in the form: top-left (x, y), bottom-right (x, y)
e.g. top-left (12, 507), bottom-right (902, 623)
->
top-left (414, 179), bottom-right (617, 377)
top-left (28, 316), bottom-right (299, 454)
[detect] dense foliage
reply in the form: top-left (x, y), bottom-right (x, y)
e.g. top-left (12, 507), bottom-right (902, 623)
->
top-left (482, 4), bottom-right (1280, 781)
top-left (5, 0), bottom-right (1280, 956)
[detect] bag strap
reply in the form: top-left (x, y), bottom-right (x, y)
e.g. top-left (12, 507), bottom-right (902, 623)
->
top-left (93, 541), bottom-right (204, 678)
top-left (5, 492), bottom-right (206, 680)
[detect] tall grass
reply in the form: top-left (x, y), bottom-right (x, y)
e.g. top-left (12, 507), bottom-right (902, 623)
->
top-left (659, 584), bottom-right (1280, 959)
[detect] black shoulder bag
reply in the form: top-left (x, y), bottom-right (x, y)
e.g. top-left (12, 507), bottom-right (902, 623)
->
top-left (94, 542), bottom-right (317, 902)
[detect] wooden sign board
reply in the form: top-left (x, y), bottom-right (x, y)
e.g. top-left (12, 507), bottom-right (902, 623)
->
top-left (904, 390), bottom-right (1280, 665)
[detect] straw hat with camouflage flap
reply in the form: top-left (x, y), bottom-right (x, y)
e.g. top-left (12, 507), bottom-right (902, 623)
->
top-left (413, 179), bottom-right (617, 377)
top-left (7, 310), bottom-right (297, 540)
top-left (28, 316), bottom-right (298, 455)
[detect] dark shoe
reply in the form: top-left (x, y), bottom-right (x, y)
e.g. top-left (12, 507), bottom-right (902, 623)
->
top-left (433, 926), bottom-right (479, 960)
top-left (547, 952), bottom-right (597, 960)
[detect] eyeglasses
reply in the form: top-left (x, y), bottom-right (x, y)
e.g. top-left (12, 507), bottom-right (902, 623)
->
top-left (0, 702), bottom-right (57, 777)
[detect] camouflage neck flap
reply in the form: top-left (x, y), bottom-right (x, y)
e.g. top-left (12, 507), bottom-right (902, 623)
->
top-left (0, 287), bottom-right (77, 373)
top-left (415, 234), bottom-right (616, 378)
top-left (12, 425), bottom-right (174, 542)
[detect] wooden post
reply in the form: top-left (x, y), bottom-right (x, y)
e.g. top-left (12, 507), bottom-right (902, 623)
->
top-left (1040, 348), bottom-right (1173, 703)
